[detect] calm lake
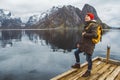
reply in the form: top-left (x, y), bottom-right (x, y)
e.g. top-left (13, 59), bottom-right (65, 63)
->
top-left (0, 29), bottom-right (120, 80)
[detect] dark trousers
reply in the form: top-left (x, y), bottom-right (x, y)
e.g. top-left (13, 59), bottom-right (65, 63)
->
top-left (74, 48), bottom-right (92, 71)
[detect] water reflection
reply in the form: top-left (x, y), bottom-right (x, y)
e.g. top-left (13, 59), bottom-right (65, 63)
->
top-left (25, 29), bottom-right (83, 52)
top-left (0, 30), bottom-right (22, 48)
top-left (0, 29), bottom-right (108, 51)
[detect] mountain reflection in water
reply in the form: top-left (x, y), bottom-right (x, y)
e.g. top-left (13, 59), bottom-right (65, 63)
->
top-left (0, 29), bottom-right (83, 52)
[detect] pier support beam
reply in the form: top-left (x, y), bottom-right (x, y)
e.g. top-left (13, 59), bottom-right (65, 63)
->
top-left (106, 45), bottom-right (110, 63)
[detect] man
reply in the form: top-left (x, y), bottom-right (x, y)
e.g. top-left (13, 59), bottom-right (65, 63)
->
top-left (71, 13), bottom-right (98, 77)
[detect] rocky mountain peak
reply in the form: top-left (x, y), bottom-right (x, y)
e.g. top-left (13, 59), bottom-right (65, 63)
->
top-left (26, 15), bottom-right (40, 26)
top-left (29, 4), bottom-right (105, 29)
top-left (1, 4), bottom-right (109, 29)
top-left (0, 9), bottom-right (11, 20)
top-left (0, 9), bottom-right (22, 28)
top-left (0, 9), bottom-right (11, 16)
top-left (30, 5), bottom-right (83, 29)
top-left (81, 4), bottom-right (101, 23)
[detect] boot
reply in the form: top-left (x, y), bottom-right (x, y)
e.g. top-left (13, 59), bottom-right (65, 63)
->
top-left (71, 63), bottom-right (80, 68)
top-left (82, 70), bottom-right (91, 77)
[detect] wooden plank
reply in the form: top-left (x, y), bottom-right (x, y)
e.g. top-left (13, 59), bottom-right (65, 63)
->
top-left (51, 61), bottom-right (88, 80)
top-left (61, 65), bottom-right (87, 80)
top-left (51, 57), bottom-right (99, 80)
top-left (68, 68), bottom-right (86, 80)
top-left (50, 69), bottom-right (77, 80)
top-left (106, 66), bottom-right (120, 80)
top-left (62, 58), bottom-right (101, 80)
top-left (98, 65), bottom-right (117, 80)
top-left (82, 62), bottom-right (106, 80)
top-left (71, 60), bottom-right (102, 80)
top-left (115, 72), bottom-right (120, 80)
top-left (98, 57), bottom-right (120, 65)
top-left (87, 64), bottom-right (111, 80)
top-left (51, 57), bottom-right (120, 80)
top-left (58, 62), bottom-right (88, 80)
top-left (74, 61), bottom-right (105, 80)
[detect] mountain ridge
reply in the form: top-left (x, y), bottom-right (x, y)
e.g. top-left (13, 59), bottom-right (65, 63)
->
top-left (0, 4), bottom-right (110, 29)
top-left (27, 4), bottom-right (109, 29)
top-left (0, 9), bottom-right (22, 29)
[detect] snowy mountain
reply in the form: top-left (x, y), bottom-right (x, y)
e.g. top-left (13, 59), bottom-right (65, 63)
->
top-left (25, 15), bottom-right (40, 26)
top-left (26, 6), bottom-right (61, 27)
top-left (0, 4), bottom-right (110, 29)
top-left (26, 4), bottom-right (109, 29)
top-left (0, 9), bottom-right (22, 29)
top-left (0, 9), bottom-right (11, 19)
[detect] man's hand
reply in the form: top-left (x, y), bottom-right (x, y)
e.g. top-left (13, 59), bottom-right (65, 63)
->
top-left (82, 32), bottom-right (86, 36)
top-left (76, 43), bottom-right (80, 48)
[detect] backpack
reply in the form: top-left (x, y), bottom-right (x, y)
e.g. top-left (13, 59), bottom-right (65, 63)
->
top-left (85, 23), bottom-right (103, 44)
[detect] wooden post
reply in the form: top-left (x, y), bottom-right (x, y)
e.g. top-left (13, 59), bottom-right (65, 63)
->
top-left (106, 45), bottom-right (110, 63)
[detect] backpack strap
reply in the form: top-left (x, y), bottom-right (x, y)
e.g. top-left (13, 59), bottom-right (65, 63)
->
top-left (85, 23), bottom-right (94, 30)
top-left (99, 24), bottom-right (103, 41)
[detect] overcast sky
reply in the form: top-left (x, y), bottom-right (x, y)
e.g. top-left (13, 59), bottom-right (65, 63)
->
top-left (0, 0), bottom-right (120, 27)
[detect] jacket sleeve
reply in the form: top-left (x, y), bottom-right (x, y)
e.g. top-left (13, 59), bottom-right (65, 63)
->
top-left (83, 24), bottom-right (98, 38)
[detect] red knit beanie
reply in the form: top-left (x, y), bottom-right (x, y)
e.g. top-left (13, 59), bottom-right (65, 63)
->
top-left (87, 13), bottom-right (94, 20)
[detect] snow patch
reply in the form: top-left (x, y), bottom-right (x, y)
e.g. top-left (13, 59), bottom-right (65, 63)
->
top-left (3, 10), bottom-right (10, 15)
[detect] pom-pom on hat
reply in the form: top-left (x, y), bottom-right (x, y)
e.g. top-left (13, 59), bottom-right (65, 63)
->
top-left (87, 13), bottom-right (94, 20)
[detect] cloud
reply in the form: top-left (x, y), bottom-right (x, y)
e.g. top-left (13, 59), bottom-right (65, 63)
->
top-left (87, 0), bottom-right (120, 27)
top-left (0, 0), bottom-right (88, 13)
top-left (0, 0), bottom-right (120, 26)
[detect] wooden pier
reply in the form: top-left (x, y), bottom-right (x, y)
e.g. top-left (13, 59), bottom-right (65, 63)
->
top-left (51, 57), bottom-right (120, 80)
top-left (51, 46), bottom-right (120, 80)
